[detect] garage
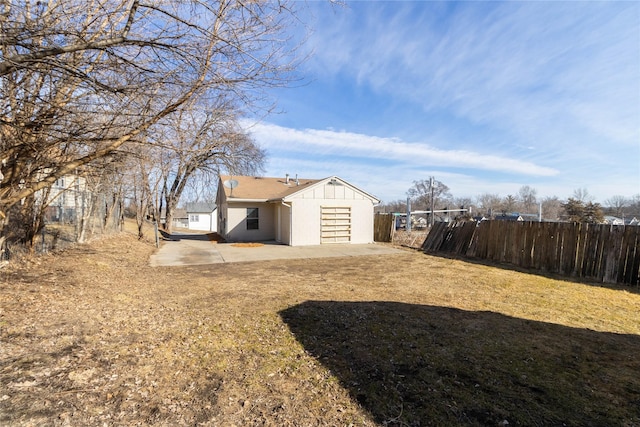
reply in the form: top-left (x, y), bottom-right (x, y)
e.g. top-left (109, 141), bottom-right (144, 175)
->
top-left (320, 207), bottom-right (351, 243)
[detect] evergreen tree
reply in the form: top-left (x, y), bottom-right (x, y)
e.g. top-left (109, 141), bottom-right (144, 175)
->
top-left (561, 198), bottom-right (585, 222)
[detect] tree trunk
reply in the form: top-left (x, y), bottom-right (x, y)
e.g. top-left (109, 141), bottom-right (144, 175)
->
top-left (164, 200), bottom-right (175, 234)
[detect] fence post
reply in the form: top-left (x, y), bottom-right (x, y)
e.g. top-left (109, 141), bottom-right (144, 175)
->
top-left (41, 225), bottom-right (46, 253)
top-left (154, 221), bottom-right (159, 248)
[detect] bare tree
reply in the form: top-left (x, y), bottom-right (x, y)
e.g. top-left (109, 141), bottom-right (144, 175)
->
top-left (157, 103), bottom-right (265, 233)
top-left (407, 178), bottom-right (452, 211)
top-left (475, 193), bottom-right (501, 217)
top-left (518, 185), bottom-right (538, 214)
top-left (628, 194), bottom-right (640, 218)
top-left (541, 196), bottom-right (562, 221)
top-left (129, 152), bottom-right (159, 240)
top-left (572, 188), bottom-right (593, 203)
top-left (451, 197), bottom-right (474, 219)
top-left (501, 195), bottom-right (517, 215)
top-left (0, 0), bottom-right (302, 241)
top-left (604, 195), bottom-right (628, 217)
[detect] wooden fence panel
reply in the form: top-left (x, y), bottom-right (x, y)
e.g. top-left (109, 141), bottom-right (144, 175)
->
top-left (538, 222), bottom-right (551, 272)
top-left (573, 224), bottom-right (589, 277)
top-left (630, 229), bottom-right (640, 285)
top-left (516, 221), bottom-right (531, 267)
top-left (533, 222), bottom-right (549, 271)
top-left (581, 224), bottom-right (598, 278)
top-left (486, 221), bottom-right (502, 262)
top-left (594, 225), bottom-right (610, 282)
top-left (456, 221), bottom-right (477, 255)
top-left (560, 222), bottom-right (578, 276)
top-left (421, 222), bottom-right (446, 251)
top-left (548, 222), bottom-right (562, 273)
top-left (617, 226), bottom-right (633, 283)
top-left (619, 226), bottom-right (640, 285)
top-left (373, 214), bottom-right (395, 243)
top-left (439, 223), bottom-right (457, 252)
top-left (603, 226), bottom-right (624, 283)
top-left (421, 220), bottom-right (639, 286)
top-left (504, 222), bottom-right (516, 265)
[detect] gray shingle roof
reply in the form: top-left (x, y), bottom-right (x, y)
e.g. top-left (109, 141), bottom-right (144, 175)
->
top-left (185, 202), bottom-right (216, 213)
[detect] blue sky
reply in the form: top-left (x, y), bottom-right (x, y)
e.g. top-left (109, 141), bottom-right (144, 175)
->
top-left (242, 1), bottom-right (640, 205)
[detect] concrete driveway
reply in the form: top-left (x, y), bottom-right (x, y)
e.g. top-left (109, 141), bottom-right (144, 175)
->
top-left (149, 232), bottom-right (406, 267)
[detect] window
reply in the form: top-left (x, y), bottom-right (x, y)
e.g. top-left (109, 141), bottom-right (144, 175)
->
top-left (246, 208), bottom-right (259, 230)
top-left (190, 214), bottom-right (199, 222)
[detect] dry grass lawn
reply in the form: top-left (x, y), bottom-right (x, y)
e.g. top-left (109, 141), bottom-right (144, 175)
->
top-left (1, 231), bottom-right (639, 426)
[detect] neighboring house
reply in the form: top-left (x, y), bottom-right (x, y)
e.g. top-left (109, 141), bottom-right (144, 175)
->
top-left (186, 202), bottom-right (217, 232)
top-left (624, 217), bottom-right (639, 226)
top-left (519, 213), bottom-right (540, 222)
top-left (216, 174), bottom-right (380, 246)
top-left (494, 213), bottom-right (524, 221)
top-left (172, 208), bottom-right (188, 229)
top-left (42, 174), bottom-right (89, 223)
top-left (604, 216), bottom-right (624, 225)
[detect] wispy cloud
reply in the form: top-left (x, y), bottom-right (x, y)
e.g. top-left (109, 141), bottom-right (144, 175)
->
top-left (254, 1), bottom-right (640, 203)
top-left (244, 121), bottom-right (558, 177)
top-left (306, 2), bottom-right (639, 149)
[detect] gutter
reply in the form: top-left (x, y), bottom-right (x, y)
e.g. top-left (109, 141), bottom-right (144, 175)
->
top-left (281, 201), bottom-right (292, 245)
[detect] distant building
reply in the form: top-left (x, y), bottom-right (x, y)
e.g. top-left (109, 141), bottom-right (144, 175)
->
top-left (604, 216), bottom-right (624, 225)
top-left (41, 174), bottom-right (89, 223)
top-left (185, 202), bottom-right (217, 232)
top-left (172, 208), bottom-right (188, 229)
top-left (494, 213), bottom-right (524, 221)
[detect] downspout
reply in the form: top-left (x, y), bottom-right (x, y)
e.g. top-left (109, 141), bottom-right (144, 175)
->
top-left (281, 201), bottom-right (292, 245)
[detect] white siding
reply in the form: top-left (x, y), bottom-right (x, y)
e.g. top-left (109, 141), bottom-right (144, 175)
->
top-left (225, 202), bottom-right (276, 242)
top-left (276, 203), bottom-right (292, 245)
top-left (46, 175), bottom-right (88, 209)
top-left (188, 211), bottom-right (217, 232)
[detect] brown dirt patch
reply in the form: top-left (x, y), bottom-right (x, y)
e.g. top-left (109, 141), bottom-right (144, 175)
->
top-left (1, 232), bottom-right (639, 426)
top-left (206, 233), bottom-right (226, 243)
top-left (230, 242), bottom-right (265, 248)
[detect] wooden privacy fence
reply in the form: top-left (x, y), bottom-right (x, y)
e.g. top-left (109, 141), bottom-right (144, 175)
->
top-left (422, 221), bottom-right (640, 286)
top-left (373, 213), bottom-right (395, 243)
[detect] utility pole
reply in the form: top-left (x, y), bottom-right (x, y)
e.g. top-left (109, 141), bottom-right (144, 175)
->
top-left (406, 197), bottom-right (412, 232)
top-left (430, 176), bottom-right (435, 227)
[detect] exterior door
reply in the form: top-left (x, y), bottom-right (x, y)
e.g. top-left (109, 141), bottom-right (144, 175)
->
top-left (321, 206), bottom-right (351, 243)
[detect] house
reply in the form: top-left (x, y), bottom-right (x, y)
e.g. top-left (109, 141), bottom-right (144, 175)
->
top-left (604, 216), bottom-right (624, 225)
top-left (185, 202), bottom-right (217, 232)
top-left (172, 208), bottom-right (188, 229)
top-left (494, 213), bottom-right (524, 221)
top-left (216, 174), bottom-right (380, 246)
top-left (42, 174), bottom-right (89, 223)
top-left (624, 217), bottom-right (639, 226)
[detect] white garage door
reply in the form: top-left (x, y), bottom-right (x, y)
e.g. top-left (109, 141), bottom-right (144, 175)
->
top-left (321, 207), bottom-right (351, 243)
